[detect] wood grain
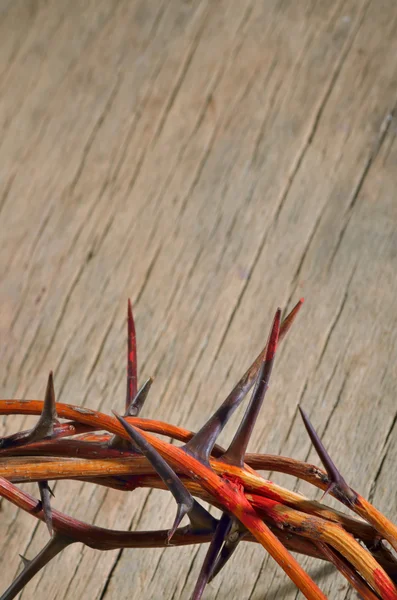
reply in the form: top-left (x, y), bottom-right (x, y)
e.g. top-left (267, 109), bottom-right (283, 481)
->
top-left (1, 1), bottom-right (396, 598)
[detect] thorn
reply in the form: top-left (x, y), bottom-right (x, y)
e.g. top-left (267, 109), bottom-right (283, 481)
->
top-left (168, 501), bottom-right (192, 543)
top-left (279, 298), bottom-right (304, 343)
top-left (0, 373), bottom-right (59, 450)
top-left (190, 514), bottom-right (232, 599)
top-left (30, 372), bottom-right (58, 442)
top-left (109, 378), bottom-right (154, 449)
top-left (184, 303), bottom-right (300, 465)
top-left (41, 371), bottom-right (57, 426)
top-left (126, 299), bottom-right (138, 413)
top-left (126, 377), bottom-right (153, 417)
top-left (38, 481), bottom-right (54, 535)
top-left (113, 413), bottom-right (215, 540)
top-left (221, 309), bottom-right (281, 467)
top-left (19, 555), bottom-right (30, 568)
top-left (298, 406), bottom-right (357, 505)
top-left (2, 534), bottom-right (74, 600)
top-left (208, 519), bottom-right (246, 582)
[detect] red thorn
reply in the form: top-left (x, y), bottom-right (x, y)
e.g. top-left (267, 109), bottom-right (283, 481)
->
top-left (279, 299), bottom-right (303, 342)
top-left (266, 308), bottom-right (281, 361)
top-left (126, 299), bottom-right (138, 413)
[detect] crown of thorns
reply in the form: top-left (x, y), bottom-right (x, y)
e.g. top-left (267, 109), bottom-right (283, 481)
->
top-left (0, 299), bottom-right (396, 599)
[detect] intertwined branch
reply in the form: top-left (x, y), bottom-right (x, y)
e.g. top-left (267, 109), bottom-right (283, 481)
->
top-left (1, 300), bottom-right (396, 599)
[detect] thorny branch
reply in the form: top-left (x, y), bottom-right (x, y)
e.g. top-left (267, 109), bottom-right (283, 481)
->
top-left (0, 300), bottom-right (396, 600)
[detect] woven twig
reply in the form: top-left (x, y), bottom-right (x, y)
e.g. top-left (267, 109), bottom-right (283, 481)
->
top-left (1, 300), bottom-right (396, 599)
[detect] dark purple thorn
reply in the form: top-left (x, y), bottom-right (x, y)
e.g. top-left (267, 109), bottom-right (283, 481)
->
top-left (0, 372), bottom-right (58, 450)
top-left (126, 377), bottom-right (153, 417)
top-left (298, 406), bottom-right (357, 505)
top-left (182, 351), bottom-right (264, 466)
top-left (18, 555), bottom-right (30, 568)
top-left (38, 481), bottom-right (54, 536)
top-left (190, 513), bottom-right (232, 599)
top-left (1, 534), bottom-right (74, 600)
top-left (208, 519), bottom-right (246, 582)
top-left (109, 378), bottom-right (154, 449)
top-left (222, 309), bottom-right (281, 467)
top-left (31, 372), bottom-right (58, 441)
top-left (184, 305), bottom-right (296, 466)
top-left (113, 413), bottom-right (216, 540)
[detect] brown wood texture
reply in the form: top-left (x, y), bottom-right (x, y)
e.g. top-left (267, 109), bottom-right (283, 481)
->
top-left (1, 1), bottom-right (397, 598)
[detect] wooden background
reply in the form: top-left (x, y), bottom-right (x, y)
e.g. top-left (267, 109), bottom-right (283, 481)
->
top-left (1, 1), bottom-right (397, 598)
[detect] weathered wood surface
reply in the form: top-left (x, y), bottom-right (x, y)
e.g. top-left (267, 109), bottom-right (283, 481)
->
top-left (1, 0), bottom-right (397, 598)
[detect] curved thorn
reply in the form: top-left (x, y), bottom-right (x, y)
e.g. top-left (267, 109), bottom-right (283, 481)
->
top-left (191, 513), bottom-right (232, 599)
top-left (1, 534), bottom-right (74, 600)
top-left (184, 302), bottom-right (301, 465)
top-left (298, 406), bottom-right (357, 505)
top-left (113, 413), bottom-right (215, 539)
top-left (38, 481), bottom-right (54, 536)
top-left (222, 309), bottom-right (281, 467)
top-left (126, 299), bottom-right (138, 413)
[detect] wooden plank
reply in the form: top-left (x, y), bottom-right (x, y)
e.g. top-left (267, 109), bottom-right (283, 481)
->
top-left (0, 0), bottom-right (396, 598)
